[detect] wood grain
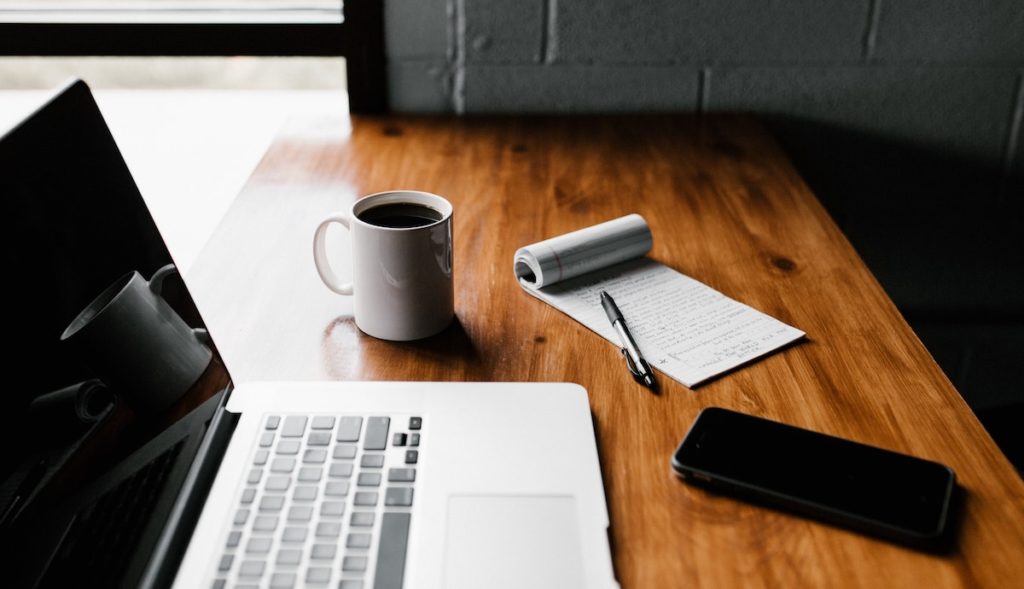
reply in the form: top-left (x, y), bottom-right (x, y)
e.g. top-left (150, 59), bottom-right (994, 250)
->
top-left (188, 114), bottom-right (1024, 587)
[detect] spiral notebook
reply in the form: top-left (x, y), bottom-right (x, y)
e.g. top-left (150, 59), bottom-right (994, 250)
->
top-left (513, 214), bottom-right (805, 388)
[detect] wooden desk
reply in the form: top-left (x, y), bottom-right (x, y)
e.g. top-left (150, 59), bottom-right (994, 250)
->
top-left (188, 115), bottom-right (1024, 587)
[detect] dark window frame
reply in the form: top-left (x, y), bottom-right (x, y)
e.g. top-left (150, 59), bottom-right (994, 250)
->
top-left (0, 1), bottom-right (386, 112)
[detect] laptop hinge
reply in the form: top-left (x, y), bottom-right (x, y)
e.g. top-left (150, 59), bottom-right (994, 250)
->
top-left (137, 387), bottom-right (239, 589)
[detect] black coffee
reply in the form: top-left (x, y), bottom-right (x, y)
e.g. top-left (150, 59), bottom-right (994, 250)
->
top-left (358, 203), bottom-right (443, 228)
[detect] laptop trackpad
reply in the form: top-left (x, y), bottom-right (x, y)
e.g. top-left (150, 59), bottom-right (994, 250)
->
top-left (444, 495), bottom-right (585, 589)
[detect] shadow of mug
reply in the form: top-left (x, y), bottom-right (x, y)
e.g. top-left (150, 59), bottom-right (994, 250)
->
top-left (60, 264), bottom-right (212, 415)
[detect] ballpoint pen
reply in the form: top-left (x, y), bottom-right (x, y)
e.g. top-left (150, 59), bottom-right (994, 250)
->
top-left (600, 290), bottom-right (658, 392)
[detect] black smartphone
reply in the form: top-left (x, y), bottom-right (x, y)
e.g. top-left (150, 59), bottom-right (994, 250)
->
top-left (671, 407), bottom-right (957, 548)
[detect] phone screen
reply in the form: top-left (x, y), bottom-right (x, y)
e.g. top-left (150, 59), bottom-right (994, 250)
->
top-left (672, 408), bottom-right (956, 540)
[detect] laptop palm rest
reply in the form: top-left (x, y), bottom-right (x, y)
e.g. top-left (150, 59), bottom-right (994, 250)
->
top-left (443, 495), bottom-right (585, 589)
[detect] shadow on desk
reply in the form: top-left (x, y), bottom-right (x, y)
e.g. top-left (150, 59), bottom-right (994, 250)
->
top-left (322, 315), bottom-right (485, 380)
top-left (761, 117), bottom-right (1024, 472)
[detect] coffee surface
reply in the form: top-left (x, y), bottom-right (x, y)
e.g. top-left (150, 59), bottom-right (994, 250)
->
top-left (358, 203), bottom-right (443, 228)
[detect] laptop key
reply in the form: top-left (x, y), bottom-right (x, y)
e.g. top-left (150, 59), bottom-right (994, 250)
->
top-left (282, 527), bottom-right (307, 543)
top-left (311, 543), bottom-right (337, 560)
top-left (364, 417), bottom-right (390, 450)
top-left (388, 468), bottom-right (416, 483)
top-left (299, 466), bottom-right (324, 482)
top-left (304, 449), bottom-right (328, 463)
top-left (333, 444), bottom-right (357, 459)
top-left (271, 457), bottom-right (296, 473)
top-left (392, 433), bottom-right (407, 447)
top-left (329, 463), bottom-right (354, 478)
top-left (409, 433), bottom-right (420, 447)
top-left (360, 454), bottom-right (385, 468)
top-left (288, 505), bottom-right (313, 522)
top-left (339, 581), bottom-right (363, 589)
top-left (311, 416), bottom-right (336, 430)
top-left (246, 537), bottom-right (272, 554)
top-left (336, 417), bottom-right (363, 442)
top-left (218, 554), bottom-right (233, 572)
top-left (212, 579), bottom-right (227, 589)
top-left (346, 533), bottom-right (372, 549)
top-left (409, 417), bottom-right (422, 430)
top-left (270, 572), bottom-right (296, 589)
top-left (238, 560), bottom-right (266, 577)
top-left (353, 492), bottom-right (378, 506)
top-left (277, 440), bottom-right (301, 455)
top-left (316, 522), bottom-right (342, 537)
top-left (385, 487), bottom-right (414, 507)
top-left (253, 450), bottom-right (269, 465)
top-left (405, 450), bottom-right (418, 464)
top-left (247, 469), bottom-right (262, 485)
top-left (265, 416), bottom-right (281, 430)
top-left (265, 476), bottom-right (290, 492)
top-left (342, 556), bottom-right (367, 572)
top-left (241, 488), bottom-right (257, 504)
top-left (234, 508), bottom-right (250, 526)
top-left (321, 501), bottom-right (345, 517)
top-left (325, 481), bottom-right (350, 497)
top-left (253, 515), bottom-right (279, 532)
top-left (308, 432), bottom-right (332, 446)
top-left (357, 473), bottom-right (382, 487)
top-left (281, 416), bottom-right (308, 438)
top-left (350, 512), bottom-right (375, 527)
top-left (259, 495), bottom-right (285, 512)
top-left (276, 548), bottom-right (303, 564)
top-left (226, 531), bottom-right (242, 547)
top-left (294, 485), bottom-right (318, 501)
top-left (306, 567), bottom-right (332, 584)
top-left (259, 432), bottom-right (275, 447)
top-left (374, 513), bottom-right (411, 589)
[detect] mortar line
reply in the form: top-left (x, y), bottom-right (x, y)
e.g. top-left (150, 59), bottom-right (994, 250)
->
top-left (999, 71), bottom-right (1024, 203)
top-left (452, 0), bottom-right (466, 113)
top-left (862, 0), bottom-right (882, 61)
top-left (541, 0), bottom-right (557, 64)
top-left (697, 67), bottom-right (711, 114)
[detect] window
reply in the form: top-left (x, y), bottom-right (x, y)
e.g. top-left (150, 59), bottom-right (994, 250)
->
top-left (0, 0), bottom-right (385, 111)
top-left (0, 1), bottom-right (341, 24)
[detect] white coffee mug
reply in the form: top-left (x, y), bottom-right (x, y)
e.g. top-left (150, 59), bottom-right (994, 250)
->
top-left (313, 190), bottom-right (454, 341)
top-left (61, 264), bottom-right (213, 414)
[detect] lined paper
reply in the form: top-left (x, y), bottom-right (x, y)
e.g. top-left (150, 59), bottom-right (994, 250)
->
top-left (516, 216), bottom-right (804, 387)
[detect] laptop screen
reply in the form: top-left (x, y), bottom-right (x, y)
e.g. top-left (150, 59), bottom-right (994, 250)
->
top-left (0, 80), bottom-right (226, 492)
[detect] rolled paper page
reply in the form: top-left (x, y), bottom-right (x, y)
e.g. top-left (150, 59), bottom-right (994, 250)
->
top-left (514, 214), bottom-right (653, 289)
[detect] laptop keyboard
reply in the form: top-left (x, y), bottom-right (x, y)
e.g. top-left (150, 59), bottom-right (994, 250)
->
top-left (40, 440), bottom-right (186, 588)
top-left (213, 414), bottom-right (422, 589)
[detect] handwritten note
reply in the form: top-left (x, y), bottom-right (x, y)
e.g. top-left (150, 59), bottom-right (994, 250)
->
top-left (516, 216), bottom-right (804, 387)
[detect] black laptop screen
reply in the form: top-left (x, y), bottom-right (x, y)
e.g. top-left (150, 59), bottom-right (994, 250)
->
top-left (0, 81), bottom-right (224, 486)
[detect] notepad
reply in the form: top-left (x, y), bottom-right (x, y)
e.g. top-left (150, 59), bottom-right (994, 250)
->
top-left (514, 214), bottom-right (805, 387)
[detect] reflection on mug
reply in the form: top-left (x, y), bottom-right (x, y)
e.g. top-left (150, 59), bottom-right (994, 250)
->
top-left (60, 264), bottom-right (212, 414)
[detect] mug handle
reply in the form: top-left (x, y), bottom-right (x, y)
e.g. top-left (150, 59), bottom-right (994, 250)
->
top-left (313, 213), bottom-right (354, 295)
top-left (148, 264), bottom-right (178, 296)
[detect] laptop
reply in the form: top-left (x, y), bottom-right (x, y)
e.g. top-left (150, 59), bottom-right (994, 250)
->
top-left (0, 79), bottom-right (618, 589)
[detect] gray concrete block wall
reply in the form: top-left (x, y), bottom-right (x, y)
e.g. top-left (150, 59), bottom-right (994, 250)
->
top-left (873, 1), bottom-right (1024, 63)
top-left (383, 0), bottom-right (450, 112)
top-left (463, 65), bottom-right (699, 112)
top-left (553, 1), bottom-right (869, 64)
top-left (465, 0), bottom-right (546, 64)
top-left (705, 66), bottom-right (1020, 163)
top-left (384, 1), bottom-right (1024, 168)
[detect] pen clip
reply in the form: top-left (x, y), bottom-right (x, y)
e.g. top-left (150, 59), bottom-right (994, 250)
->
top-left (620, 348), bottom-right (642, 378)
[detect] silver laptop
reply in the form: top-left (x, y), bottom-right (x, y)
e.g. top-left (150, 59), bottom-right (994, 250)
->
top-left (0, 79), bottom-right (616, 589)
